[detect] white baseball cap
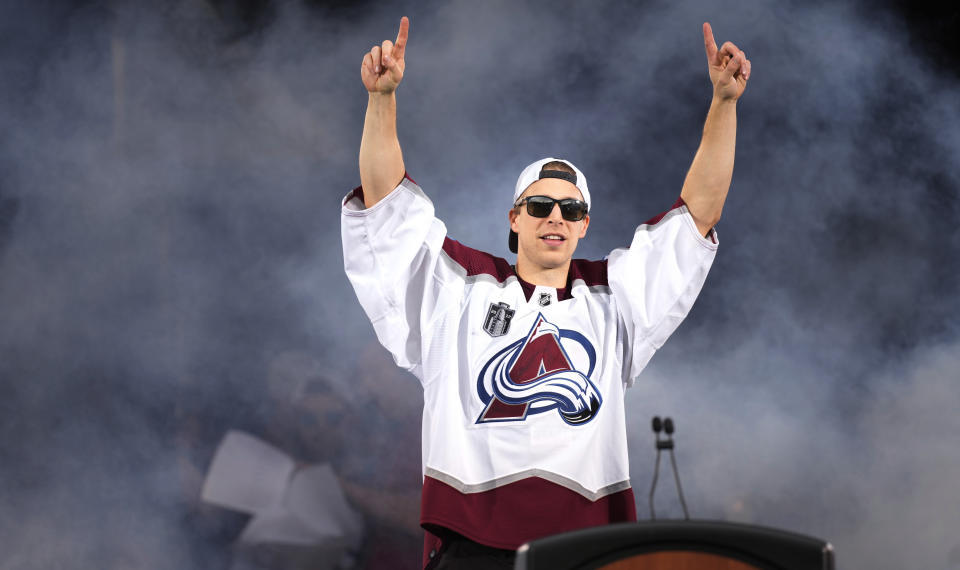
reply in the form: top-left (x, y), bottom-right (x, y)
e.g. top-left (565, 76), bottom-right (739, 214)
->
top-left (509, 157), bottom-right (590, 254)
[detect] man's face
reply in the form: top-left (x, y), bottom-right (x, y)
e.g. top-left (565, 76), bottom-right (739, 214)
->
top-left (509, 177), bottom-right (590, 272)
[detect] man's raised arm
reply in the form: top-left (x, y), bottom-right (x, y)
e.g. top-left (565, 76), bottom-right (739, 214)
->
top-left (358, 17), bottom-right (409, 209)
top-left (680, 22), bottom-right (752, 237)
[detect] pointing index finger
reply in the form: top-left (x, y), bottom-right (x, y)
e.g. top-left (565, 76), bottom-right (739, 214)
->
top-left (394, 16), bottom-right (409, 60)
top-left (703, 22), bottom-right (718, 65)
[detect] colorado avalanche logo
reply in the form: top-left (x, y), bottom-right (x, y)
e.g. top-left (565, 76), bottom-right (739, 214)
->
top-left (476, 314), bottom-right (601, 425)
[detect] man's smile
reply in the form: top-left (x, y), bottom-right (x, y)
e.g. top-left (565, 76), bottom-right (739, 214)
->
top-left (540, 232), bottom-right (566, 241)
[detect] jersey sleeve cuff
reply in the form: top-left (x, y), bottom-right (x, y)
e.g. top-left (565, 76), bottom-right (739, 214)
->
top-left (676, 198), bottom-right (719, 249)
top-left (341, 172), bottom-right (419, 214)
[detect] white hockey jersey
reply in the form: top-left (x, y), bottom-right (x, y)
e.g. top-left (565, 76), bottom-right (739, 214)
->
top-left (341, 174), bottom-right (717, 563)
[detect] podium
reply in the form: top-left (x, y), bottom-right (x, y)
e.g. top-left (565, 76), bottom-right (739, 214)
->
top-left (514, 520), bottom-right (834, 570)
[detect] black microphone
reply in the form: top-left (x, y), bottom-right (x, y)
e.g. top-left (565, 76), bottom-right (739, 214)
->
top-left (647, 415), bottom-right (690, 520)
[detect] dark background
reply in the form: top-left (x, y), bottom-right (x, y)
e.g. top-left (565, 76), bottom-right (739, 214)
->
top-left (1, 0), bottom-right (958, 568)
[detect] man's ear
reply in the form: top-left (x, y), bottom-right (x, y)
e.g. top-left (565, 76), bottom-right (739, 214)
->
top-left (578, 214), bottom-right (590, 238)
top-left (509, 207), bottom-right (519, 232)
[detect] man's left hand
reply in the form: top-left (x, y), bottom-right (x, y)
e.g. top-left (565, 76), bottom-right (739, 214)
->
top-left (703, 22), bottom-right (751, 102)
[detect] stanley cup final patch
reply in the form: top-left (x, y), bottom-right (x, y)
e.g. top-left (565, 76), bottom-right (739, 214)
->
top-left (483, 302), bottom-right (515, 337)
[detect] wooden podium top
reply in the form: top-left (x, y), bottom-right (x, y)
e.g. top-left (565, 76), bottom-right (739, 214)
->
top-left (515, 520), bottom-right (834, 570)
top-left (598, 550), bottom-right (761, 570)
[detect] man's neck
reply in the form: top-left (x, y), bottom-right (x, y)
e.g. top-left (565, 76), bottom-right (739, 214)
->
top-left (514, 258), bottom-right (569, 289)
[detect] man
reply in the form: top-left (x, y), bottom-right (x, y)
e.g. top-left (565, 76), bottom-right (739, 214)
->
top-left (341, 16), bottom-right (750, 569)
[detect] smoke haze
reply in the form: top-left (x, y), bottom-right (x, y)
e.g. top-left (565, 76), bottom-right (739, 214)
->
top-left (1, 0), bottom-right (957, 568)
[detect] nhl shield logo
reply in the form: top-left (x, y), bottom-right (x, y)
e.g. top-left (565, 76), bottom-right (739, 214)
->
top-left (483, 302), bottom-right (514, 337)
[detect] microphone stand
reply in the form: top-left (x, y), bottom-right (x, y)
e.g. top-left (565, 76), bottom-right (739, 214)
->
top-left (648, 416), bottom-right (690, 520)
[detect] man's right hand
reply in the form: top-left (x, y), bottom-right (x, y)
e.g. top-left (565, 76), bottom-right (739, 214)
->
top-left (361, 17), bottom-right (409, 94)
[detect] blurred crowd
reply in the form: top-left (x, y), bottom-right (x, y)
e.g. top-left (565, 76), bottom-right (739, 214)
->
top-left (174, 343), bottom-right (424, 570)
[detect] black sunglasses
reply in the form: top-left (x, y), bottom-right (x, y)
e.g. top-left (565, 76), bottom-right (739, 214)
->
top-left (515, 195), bottom-right (589, 221)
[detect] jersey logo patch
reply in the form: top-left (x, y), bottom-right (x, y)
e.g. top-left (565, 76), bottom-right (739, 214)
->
top-left (483, 302), bottom-right (515, 337)
top-left (538, 292), bottom-right (552, 306)
top-left (476, 313), bottom-right (601, 425)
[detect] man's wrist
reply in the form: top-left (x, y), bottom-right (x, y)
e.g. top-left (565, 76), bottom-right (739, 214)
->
top-left (367, 91), bottom-right (398, 118)
top-left (710, 94), bottom-right (738, 108)
top-left (369, 90), bottom-right (398, 102)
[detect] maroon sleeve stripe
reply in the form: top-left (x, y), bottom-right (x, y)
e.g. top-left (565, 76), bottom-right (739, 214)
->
top-left (442, 238), bottom-right (516, 283)
top-left (641, 197), bottom-right (686, 227)
top-left (343, 185), bottom-right (364, 206)
top-left (643, 196), bottom-right (718, 243)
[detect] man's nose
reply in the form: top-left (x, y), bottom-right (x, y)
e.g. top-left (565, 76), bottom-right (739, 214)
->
top-left (546, 202), bottom-right (564, 221)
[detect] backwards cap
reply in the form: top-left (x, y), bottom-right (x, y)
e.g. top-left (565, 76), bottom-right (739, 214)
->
top-left (509, 157), bottom-right (590, 254)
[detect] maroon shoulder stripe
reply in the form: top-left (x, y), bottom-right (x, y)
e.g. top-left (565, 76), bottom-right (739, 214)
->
top-left (568, 258), bottom-right (609, 287)
top-left (442, 238), bottom-right (516, 283)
